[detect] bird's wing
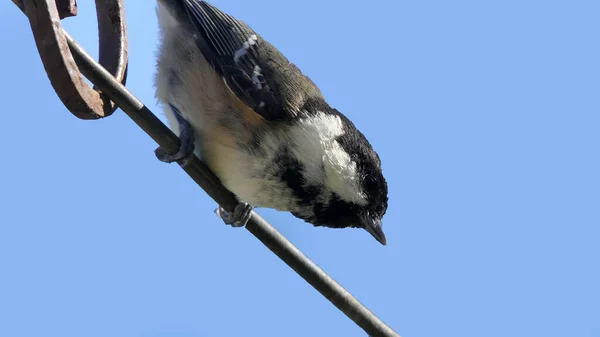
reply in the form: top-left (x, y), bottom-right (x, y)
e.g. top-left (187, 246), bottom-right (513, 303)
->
top-left (181, 0), bottom-right (323, 121)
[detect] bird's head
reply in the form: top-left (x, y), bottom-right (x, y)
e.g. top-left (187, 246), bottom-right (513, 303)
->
top-left (312, 138), bottom-right (389, 245)
top-left (313, 173), bottom-right (388, 245)
top-left (290, 103), bottom-right (389, 245)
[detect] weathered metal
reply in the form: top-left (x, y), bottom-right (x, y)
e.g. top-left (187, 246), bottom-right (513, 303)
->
top-left (13, 0), bottom-right (128, 119)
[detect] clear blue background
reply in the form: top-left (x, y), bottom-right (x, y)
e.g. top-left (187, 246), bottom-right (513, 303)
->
top-left (1, 1), bottom-right (598, 336)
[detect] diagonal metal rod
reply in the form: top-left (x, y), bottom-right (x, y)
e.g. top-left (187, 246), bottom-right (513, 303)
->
top-left (12, 3), bottom-right (400, 336)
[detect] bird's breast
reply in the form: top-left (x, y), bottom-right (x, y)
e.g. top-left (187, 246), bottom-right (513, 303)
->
top-left (199, 127), bottom-right (300, 212)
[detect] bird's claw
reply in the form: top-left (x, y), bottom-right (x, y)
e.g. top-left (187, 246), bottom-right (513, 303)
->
top-left (155, 104), bottom-right (196, 167)
top-left (215, 203), bottom-right (254, 227)
top-left (155, 145), bottom-right (195, 167)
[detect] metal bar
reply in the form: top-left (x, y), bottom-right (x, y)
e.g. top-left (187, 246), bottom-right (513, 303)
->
top-left (12, 0), bottom-right (78, 19)
top-left (15, 0), bottom-right (128, 119)
top-left (11, 2), bottom-right (400, 335)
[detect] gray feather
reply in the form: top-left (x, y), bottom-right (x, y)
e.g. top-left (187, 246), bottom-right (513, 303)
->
top-left (165, 0), bottom-right (324, 121)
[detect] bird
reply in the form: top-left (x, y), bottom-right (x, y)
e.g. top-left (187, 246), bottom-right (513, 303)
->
top-left (154, 0), bottom-right (389, 245)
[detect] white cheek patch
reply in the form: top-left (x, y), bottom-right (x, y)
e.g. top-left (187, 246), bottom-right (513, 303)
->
top-left (288, 112), bottom-right (368, 205)
top-left (324, 141), bottom-right (367, 205)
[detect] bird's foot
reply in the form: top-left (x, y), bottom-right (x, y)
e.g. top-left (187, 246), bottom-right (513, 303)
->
top-left (215, 203), bottom-right (254, 227)
top-left (155, 104), bottom-right (196, 167)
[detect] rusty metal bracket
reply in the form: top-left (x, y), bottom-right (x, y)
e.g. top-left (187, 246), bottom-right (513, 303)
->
top-left (12, 0), bottom-right (128, 119)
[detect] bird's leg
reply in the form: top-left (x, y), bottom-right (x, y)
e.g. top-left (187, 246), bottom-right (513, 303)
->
top-left (215, 203), bottom-right (254, 227)
top-left (155, 104), bottom-right (196, 167)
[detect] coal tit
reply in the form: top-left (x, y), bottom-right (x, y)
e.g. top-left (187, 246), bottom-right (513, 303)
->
top-left (154, 0), bottom-right (389, 245)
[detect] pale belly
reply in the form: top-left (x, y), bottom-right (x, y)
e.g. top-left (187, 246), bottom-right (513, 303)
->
top-left (198, 132), bottom-right (299, 212)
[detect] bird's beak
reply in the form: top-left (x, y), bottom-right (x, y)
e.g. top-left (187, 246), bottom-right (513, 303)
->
top-left (362, 217), bottom-right (387, 245)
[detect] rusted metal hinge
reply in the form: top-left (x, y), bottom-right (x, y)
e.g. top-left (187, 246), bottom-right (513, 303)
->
top-left (12, 0), bottom-right (128, 119)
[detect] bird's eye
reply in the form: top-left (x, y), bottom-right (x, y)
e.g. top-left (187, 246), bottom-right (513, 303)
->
top-left (363, 175), bottom-right (377, 191)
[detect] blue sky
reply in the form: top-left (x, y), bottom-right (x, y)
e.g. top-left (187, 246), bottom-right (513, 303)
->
top-left (1, 1), bottom-right (599, 336)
